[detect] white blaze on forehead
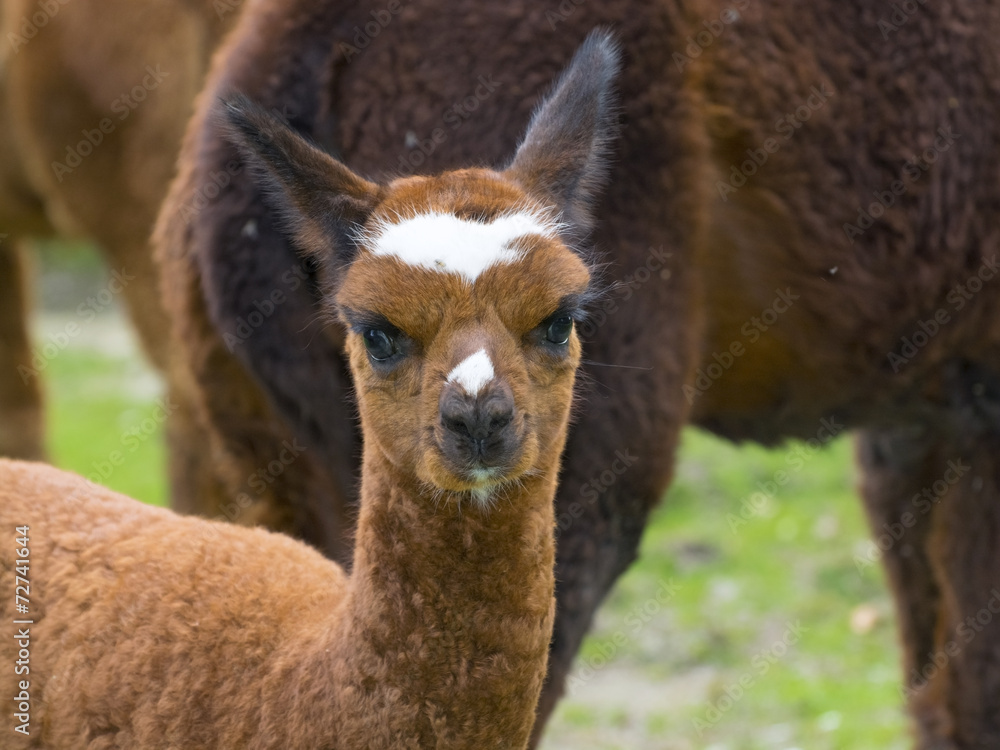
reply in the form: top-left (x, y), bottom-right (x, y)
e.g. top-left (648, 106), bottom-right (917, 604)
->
top-left (446, 349), bottom-right (495, 394)
top-left (365, 210), bottom-right (559, 282)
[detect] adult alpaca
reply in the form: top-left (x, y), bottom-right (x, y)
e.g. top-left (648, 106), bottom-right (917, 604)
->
top-left (0, 0), bottom-right (233, 504)
top-left (0, 32), bottom-right (617, 749)
top-left (155, 1), bottom-right (1000, 746)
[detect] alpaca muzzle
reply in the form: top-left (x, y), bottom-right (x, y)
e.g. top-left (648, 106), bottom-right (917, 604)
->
top-left (437, 379), bottom-right (520, 475)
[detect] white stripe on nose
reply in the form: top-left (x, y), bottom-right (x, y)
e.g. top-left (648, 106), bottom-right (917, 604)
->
top-left (446, 349), bottom-right (495, 394)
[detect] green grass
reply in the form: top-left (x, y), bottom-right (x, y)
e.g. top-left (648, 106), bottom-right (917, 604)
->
top-left (45, 342), bottom-right (168, 507)
top-left (35, 257), bottom-right (908, 748)
top-left (540, 431), bottom-right (907, 749)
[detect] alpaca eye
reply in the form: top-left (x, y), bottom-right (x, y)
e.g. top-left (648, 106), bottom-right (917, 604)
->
top-left (545, 316), bottom-right (574, 345)
top-left (363, 328), bottom-right (396, 360)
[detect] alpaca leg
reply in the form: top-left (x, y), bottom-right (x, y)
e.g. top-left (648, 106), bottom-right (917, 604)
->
top-left (0, 238), bottom-right (45, 460)
top-left (856, 426), bottom-right (954, 748)
top-left (89, 229), bottom-right (170, 373)
top-left (920, 432), bottom-right (1000, 748)
top-left (859, 424), bottom-right (1000, 749)
top-left (163, 362), bottom-right (231, 518)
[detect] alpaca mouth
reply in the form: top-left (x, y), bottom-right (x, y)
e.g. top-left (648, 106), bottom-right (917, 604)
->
top-left (462, 467), bottom-right (503, 507)
top-left (430, 453), bottom-right (525, 496)
top-left (450, 461), bottom-right (514, 489)
top-left (467, 466), bottom-right (503, 484)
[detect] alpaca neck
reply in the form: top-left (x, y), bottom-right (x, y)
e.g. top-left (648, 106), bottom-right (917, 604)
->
top-left (333, 446), bottom-right (559, 748)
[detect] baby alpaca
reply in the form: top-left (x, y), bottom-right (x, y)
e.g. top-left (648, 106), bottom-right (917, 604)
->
top-left (0, 31), bottom-right (618, 750)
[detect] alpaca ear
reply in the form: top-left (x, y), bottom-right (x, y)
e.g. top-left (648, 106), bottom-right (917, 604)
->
top-left (504, 29), bottom-right (622, 237)
top-left (219, 93), bottom-right (380, 264)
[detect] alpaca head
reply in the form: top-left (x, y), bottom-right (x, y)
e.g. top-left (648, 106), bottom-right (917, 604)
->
top-left (222, 30), bottom-right (620, 504)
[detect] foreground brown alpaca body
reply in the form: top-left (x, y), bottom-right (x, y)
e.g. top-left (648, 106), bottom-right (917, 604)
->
top-left (154, 0), bottom-right (1000, 746)
top-left (0, 34), bottom-right (614, 747)
top-left (0, 0), bottom-right (230, 500)
top-left (0, 452), bottom-right (553, 749)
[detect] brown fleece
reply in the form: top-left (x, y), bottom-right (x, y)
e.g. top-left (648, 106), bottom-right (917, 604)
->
top-left (0, 447), bottom-right (556, 748)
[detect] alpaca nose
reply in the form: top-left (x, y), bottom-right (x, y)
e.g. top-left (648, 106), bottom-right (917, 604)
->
top-left (439, 382), bottom-right (516, 464)
top-left (441, 394), bottom-right (513, 442)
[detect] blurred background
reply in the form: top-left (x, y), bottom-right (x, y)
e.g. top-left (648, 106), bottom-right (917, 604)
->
top-left (31, 242), bottom-right (908, 750)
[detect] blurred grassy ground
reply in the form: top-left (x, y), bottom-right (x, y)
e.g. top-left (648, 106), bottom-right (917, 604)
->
top-left (31, 244), bottom-right (909, 749)
top-left (32, 241), bottom-right (167, 506)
